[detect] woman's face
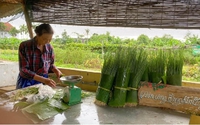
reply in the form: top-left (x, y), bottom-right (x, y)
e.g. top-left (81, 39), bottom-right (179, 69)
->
top-left (37, 33), bottom-right (53, 45)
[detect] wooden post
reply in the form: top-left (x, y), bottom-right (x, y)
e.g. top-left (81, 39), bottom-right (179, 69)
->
top-left (22, 0), bottom-right (33, 39)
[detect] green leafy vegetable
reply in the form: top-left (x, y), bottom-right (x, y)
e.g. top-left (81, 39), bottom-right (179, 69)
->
top-left (81, 91), bottom-right (92, 98)
top-left (22, 99), bottom-right (62, 121)
top-left (13, 101), bottom-right (31, 111)
top-left (48, 98), bottom-right (69, 110)
top-left (53, 89), bottom-right (64, 99)
top-left (11, 87), bottom-right (39, 101)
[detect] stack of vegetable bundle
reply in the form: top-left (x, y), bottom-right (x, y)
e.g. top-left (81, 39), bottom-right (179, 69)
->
top-left (108, 48), bottom-right (132, 107)
top-left (95, 51), bottom-right (118, 106)
top-left (166, 49), bottom-right (184, 86)
top-left (148, 49), bottom-right (166, 84)
top-left (95, 46), bottom-right (184, 108)
top-left (126, 48), bottom-right (148, 106)
top-left (141, 67), bottom-right (149, 82)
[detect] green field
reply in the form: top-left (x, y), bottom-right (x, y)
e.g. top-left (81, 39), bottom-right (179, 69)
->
top-left (0, 33), bottom-right (200, 82)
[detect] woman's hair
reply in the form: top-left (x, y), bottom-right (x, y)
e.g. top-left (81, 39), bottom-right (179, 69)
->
top-left (34, 23), bottom-right (54, 36)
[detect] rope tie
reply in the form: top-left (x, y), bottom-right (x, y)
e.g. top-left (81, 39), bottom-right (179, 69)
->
top-left (98, 86), bottom-right (110, 92)
top-left (128, 87), bottom-right (138, 90)
top-left (114, 86), bottom-right (128, 91)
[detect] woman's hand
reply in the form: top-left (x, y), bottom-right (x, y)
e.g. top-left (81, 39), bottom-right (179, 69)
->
top-left (44, 78), bottom-right (56, 88)
top-left (52, 67), bottom-right (63, 80)
top-left (55, 70), bottom-right (63, 79)
top-left (34, 74), bottom-right (56, 88)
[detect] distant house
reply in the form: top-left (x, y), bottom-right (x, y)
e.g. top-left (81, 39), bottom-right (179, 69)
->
top-left (0, 22), bottom-right (13, 38)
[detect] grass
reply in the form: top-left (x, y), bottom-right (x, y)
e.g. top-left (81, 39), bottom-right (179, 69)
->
top-left (0, 49), bottom-right (18, 62)
top-left (54, 47), bottom-right (103, 70)
top-left (55, 62), bottom-right (101, 71)
top-left (182, 64), bottom-right (200, 82)
top-left (0, 49), bottom-right (101, 71)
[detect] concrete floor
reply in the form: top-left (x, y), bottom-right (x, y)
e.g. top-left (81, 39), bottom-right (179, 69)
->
top-left (41, 92), bottom-right (190, 124)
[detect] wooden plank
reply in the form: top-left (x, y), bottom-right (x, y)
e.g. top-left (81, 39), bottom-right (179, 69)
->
top-left (0, 85), bottom-right (16, 92)
top-left (0, 90), bottom-right (6, 95)
top-left (0, 85), bottom-right (16, 95)
top-left (189, 115), bottom-right (200, 124)
top-left (138, 82), bottom-right (200, 115)
top-left (182, 81), bottom-right (200, 88)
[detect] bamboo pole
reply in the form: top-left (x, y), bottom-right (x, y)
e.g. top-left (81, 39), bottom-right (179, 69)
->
top-left (22, 0), bottom-right (33, 39)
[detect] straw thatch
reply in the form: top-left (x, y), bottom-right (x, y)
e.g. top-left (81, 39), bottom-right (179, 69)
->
top-left (1, 0), bottom-right (22, 3)
top-left (1, 0), bottom-right (200, 29)
top-left (0, 0), bottom-right (23, 18)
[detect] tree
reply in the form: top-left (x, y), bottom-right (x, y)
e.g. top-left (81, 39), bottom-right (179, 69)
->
top-left (184, 32), bottom-right (200, 45)
top-left (137, 34), bottom-right (150, 45)
top-left (62, 30), bottom-right (68, 39)
top-left (85, 28), bottom-right (90, 43)
top-left (73, 32), bottom-right (84, 43)
top-left (9, 27), bottom-right (19, 37)
top-left (31, 23), bottom-right (40, 36)
top-left (32, 23), bottom-right (38, 30)
top-left (61, 30), bottom-right (69, 44)
top-left (19, 24), bottom-right (28, 38)
top-left (0, 22), bottom-right (5, 31)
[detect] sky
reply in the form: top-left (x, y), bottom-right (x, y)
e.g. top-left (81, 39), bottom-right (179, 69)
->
top-left (1, 15), bottom-right (200, 41)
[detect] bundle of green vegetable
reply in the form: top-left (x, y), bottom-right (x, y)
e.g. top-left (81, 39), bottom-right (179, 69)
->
top-left (148, 49), bottom-right (166, 84)
top-left (141, 67), bottom-right (149, 82)
top-left (10, 87), bottom-right (38, 101)
top-left (141, 49), bottom-right (150, 82)
top-left (108, 48), bottom-right (132, 107)
top-left (166, 49), bottom-right (184, 86)
top-left (95, 51), bottom-right (118, 106)
top-left (126, 48), bottom-right (148, 106)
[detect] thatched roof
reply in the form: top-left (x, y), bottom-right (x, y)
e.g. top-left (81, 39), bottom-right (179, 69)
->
top-left (1, 0), bottom-right (200, 29)
top-left (0, 0), bottom-right (23, 18)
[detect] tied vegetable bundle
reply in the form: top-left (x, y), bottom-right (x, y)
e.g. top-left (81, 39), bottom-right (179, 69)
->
top-left (166, 49), bottom-right (184, 86)
top-left (148, 49), bottom-right (166, 84)
top-left (108, 48), bottom-right (132, 107)
top-left (126, 48), bottom-right (148, 106)
top-left (95, 52), bottom-right (118, 106)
